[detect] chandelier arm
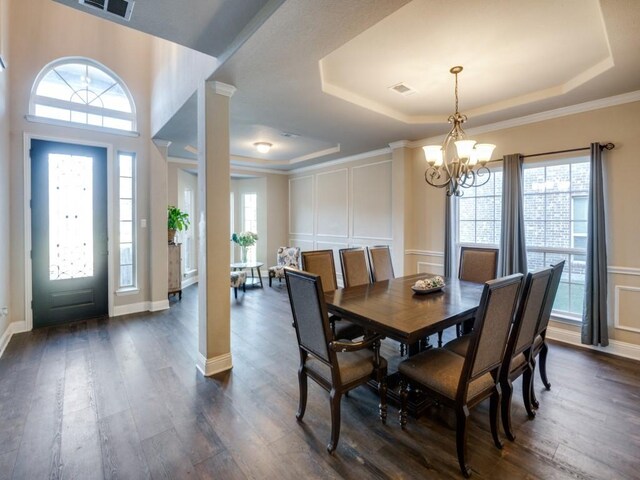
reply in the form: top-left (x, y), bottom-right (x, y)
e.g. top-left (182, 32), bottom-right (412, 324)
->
top-left (424, 167), bottom-right (452, 189)
top-left (474, 166), bottom-right (492, 188)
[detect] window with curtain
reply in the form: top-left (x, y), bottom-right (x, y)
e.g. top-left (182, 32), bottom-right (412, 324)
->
top-left (118, 152), bottom-right (136, 289)
top-left (30, 58), bottom-right (136, 133)
top-left (523, 158), bottom-right (590, 319)
top-left (243, 193), bottom-right (257, 262)
top-left (457, 169), bottom-right (503, 247)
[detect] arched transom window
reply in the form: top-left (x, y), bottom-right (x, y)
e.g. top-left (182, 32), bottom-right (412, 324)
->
top-left (30, 57), bottom-right (137, 133)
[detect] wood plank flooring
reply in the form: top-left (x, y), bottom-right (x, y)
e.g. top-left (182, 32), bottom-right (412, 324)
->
top-left (0, 284), bottom-right (638, 479)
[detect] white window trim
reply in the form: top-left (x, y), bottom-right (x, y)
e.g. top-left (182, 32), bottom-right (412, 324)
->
top-left (29, 56), bottom-right (138, 134)
top-left (116, 151), bottom-right (137, 291)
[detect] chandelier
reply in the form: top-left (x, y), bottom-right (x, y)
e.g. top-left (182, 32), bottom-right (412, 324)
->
top-left (423, 66), bottom-right (495, 197)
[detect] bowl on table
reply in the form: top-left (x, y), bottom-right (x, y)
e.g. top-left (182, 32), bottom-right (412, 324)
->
top-left (411, 276), bottom-right (445, 295)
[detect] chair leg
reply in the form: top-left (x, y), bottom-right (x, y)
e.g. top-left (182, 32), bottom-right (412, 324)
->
top-left (501, 379), bottom-right (516, 441)
top-left (455, 405), bottom-right (472, 478)
top-left (243, 283), bottom-right (246, 292)
top-left (530, 356), bottom-right (539, 409)
top-left (296, 368), bottom-right (308, 421)
top-left (437, 330), bottom-right (443, 347)
top-left (327, 389), bottom-right (342, 453)
top-left (234, 287), bottom-right (238, 299)
top-left (539, 342), bottom-right (551, 390)
top-left (378, 377), bottom-right (387, 425)
top-left (399, 379), bottom-right (408, 428)
top-left (269, 275), bottom-right (272, 287)
top-left (399, 342), bottom-right (406, 356)
top-left (490, 387), bottom-right (503, 449)
top-left (523, 364), bottom-right (536, 419)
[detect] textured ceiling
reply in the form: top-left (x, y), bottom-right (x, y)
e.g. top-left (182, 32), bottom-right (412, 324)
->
top-left (54, 0), bottom-right (640, 171)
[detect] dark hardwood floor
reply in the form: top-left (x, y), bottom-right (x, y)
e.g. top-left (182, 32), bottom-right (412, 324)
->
top-left (0, 284), bottom-right (638, 479)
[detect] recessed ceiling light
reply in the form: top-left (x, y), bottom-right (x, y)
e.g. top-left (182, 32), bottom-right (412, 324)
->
top-left (254, 142), bottom-right (272, 154)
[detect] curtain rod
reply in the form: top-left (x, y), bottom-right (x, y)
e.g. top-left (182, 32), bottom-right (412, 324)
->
top-left (522, 142), bottom-right (615, 159)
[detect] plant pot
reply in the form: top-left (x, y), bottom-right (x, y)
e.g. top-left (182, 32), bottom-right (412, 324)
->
top-left (168, 229), bottom-right (177, 244)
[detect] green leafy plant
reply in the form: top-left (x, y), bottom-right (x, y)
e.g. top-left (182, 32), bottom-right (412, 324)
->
top-left (231, 231), bottom-right (258, 247)
top-left (168, 205), bottom-right (190, 232)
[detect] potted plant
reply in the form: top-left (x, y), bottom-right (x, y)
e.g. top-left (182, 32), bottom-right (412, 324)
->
top-left (231, 231), bottom-right (258, 263)
top-left (168, 205), bottom-right (190, 244)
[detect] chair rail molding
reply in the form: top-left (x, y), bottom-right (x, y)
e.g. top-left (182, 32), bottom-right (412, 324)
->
top-left (405, 249), bottom-right (445, 257)
top-left (608, 266), bottom-right (640, 276)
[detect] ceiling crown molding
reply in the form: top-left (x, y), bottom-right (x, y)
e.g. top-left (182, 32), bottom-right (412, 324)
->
top-left (408, 90), bottom-right (640, 148)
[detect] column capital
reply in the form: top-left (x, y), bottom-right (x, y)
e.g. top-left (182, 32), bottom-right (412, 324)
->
top-left (209, 81), bottom-right (237, 98)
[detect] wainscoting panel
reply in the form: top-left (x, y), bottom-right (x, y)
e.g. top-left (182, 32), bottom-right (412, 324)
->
top-left (289, 176), bottom-right (314, 235)
top-left (315, 169), bottom-right (348, 237)
top-left (289, 238), bottom-right (315, 252)
top-left (614, 284), bottom-right (640, 333)
top-left (351, 161), bottom-right (392, 240)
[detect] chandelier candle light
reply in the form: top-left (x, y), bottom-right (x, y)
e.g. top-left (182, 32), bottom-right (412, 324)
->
top-left (423, 66), bottom-right (496, 197)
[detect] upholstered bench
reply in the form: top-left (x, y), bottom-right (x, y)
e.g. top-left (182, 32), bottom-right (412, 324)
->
top-left (230, 271), bottom-right (246, 299)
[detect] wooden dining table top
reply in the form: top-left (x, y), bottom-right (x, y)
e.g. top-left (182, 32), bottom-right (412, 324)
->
top-left (324, 273), bottom-right (484, 345)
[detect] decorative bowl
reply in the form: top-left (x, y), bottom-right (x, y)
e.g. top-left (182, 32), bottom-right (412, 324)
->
top-left (411, 285), bottom-right (444, 295)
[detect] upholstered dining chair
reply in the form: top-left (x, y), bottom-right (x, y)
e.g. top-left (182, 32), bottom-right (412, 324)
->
top-left (284, 269), bottom-right (387, 453)
top-left (268, 246), bottom-right (300, 287)
top-left (530, 260), bottom-right (565, 409)
top-left (442, 246), bottom-right (500, 345)
top-left (445, 267), bottom-right (553, 441)
top-left (367, 245), bottom-right (394, 282)
top-left (301, 250), bottom-right (364, 340)
top-left (458, 247), bottom-right (499, 284)
top-left (339, 247), bottom-right (371, 288)
top-left (398, 273), bottom-right (523, 478)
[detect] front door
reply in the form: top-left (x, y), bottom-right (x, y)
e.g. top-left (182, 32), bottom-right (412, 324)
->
top-left (31, 139), bottom-right (108, 328)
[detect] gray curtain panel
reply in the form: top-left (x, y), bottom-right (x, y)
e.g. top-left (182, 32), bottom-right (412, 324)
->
top-left (444, 194), bottom-right (457, 277)
top-left (582, 143), bottom-right (609, 346)
top-left (499, 154), bottom-right (528, 276)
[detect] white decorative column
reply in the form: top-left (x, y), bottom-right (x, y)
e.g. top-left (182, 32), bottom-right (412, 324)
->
top-left (196, 80), bottom-right (236, 376)
top-left (149, 139), bottom-right (171, 311)
top-left (389, 141), bottom-right (413, 277)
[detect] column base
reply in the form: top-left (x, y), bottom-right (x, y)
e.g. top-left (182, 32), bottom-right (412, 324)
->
top-left (196, 352), bottom-right (233, 376)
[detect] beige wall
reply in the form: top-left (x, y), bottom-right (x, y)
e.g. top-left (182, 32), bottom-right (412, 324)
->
top-left (288, 152), bottom-right (394, 283)
top-left (0, 0), bottom-right (10, 342)
top-left (149, 38), bottom-right (217, 137)
top-left (409, 101), bottom-right (640, 345)
top-left (7, 0), bottom-right (157, 322)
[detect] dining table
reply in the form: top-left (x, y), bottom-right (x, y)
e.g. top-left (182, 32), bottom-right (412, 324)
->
top-left (324, 273), bottom-right (485, 414)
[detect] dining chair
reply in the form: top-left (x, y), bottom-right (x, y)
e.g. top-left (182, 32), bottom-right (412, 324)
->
top-left (446, 268), bottom-right (553, 441)
top-left (398, 273), bottom-right (524, 478)
top-left (530, 260), bottom-right (565, 409)
top-left (301, 250), bottom-right (364, 340)
top-left (442, 246), bottom-right (500, 345)
top-left (367, 245), bottom-right (395, 282)
top-left (284, 269), bottom-right (388, 453)
top-left (339, 247), bottom-right (371, 288)
top-left (458, 246), bottom-right (499, 284)
top-left (268, 246), bottom-right (300, 287)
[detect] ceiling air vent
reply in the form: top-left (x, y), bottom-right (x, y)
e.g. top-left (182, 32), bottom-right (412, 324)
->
top-left (79, 0), bottom-right (135, 21)
top-left (389, 82), bottom-right (417, 97)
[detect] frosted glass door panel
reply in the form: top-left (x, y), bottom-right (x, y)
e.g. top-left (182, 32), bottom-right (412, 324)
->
top-left (48, 153), bottom-right (94, 280)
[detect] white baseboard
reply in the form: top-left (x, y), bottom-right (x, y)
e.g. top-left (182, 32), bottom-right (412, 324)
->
top-left (546, 326), bottom-right (640, 361)
top-left (149, 299), bottom-right (170, 312)
top-left (113, 301), bottom-right (149, 317)
top-left (113, 299), bottom-right (170, 317)
top-left (0, 320), bottom-right (29, 359)
top-left (182, 276), bottom-right (198, 289)
top-left (196, 352), bottom-right (233, 376)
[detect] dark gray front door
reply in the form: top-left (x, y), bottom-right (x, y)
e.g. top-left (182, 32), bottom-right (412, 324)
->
top-left (31, 139), bottom-right (108, 328)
